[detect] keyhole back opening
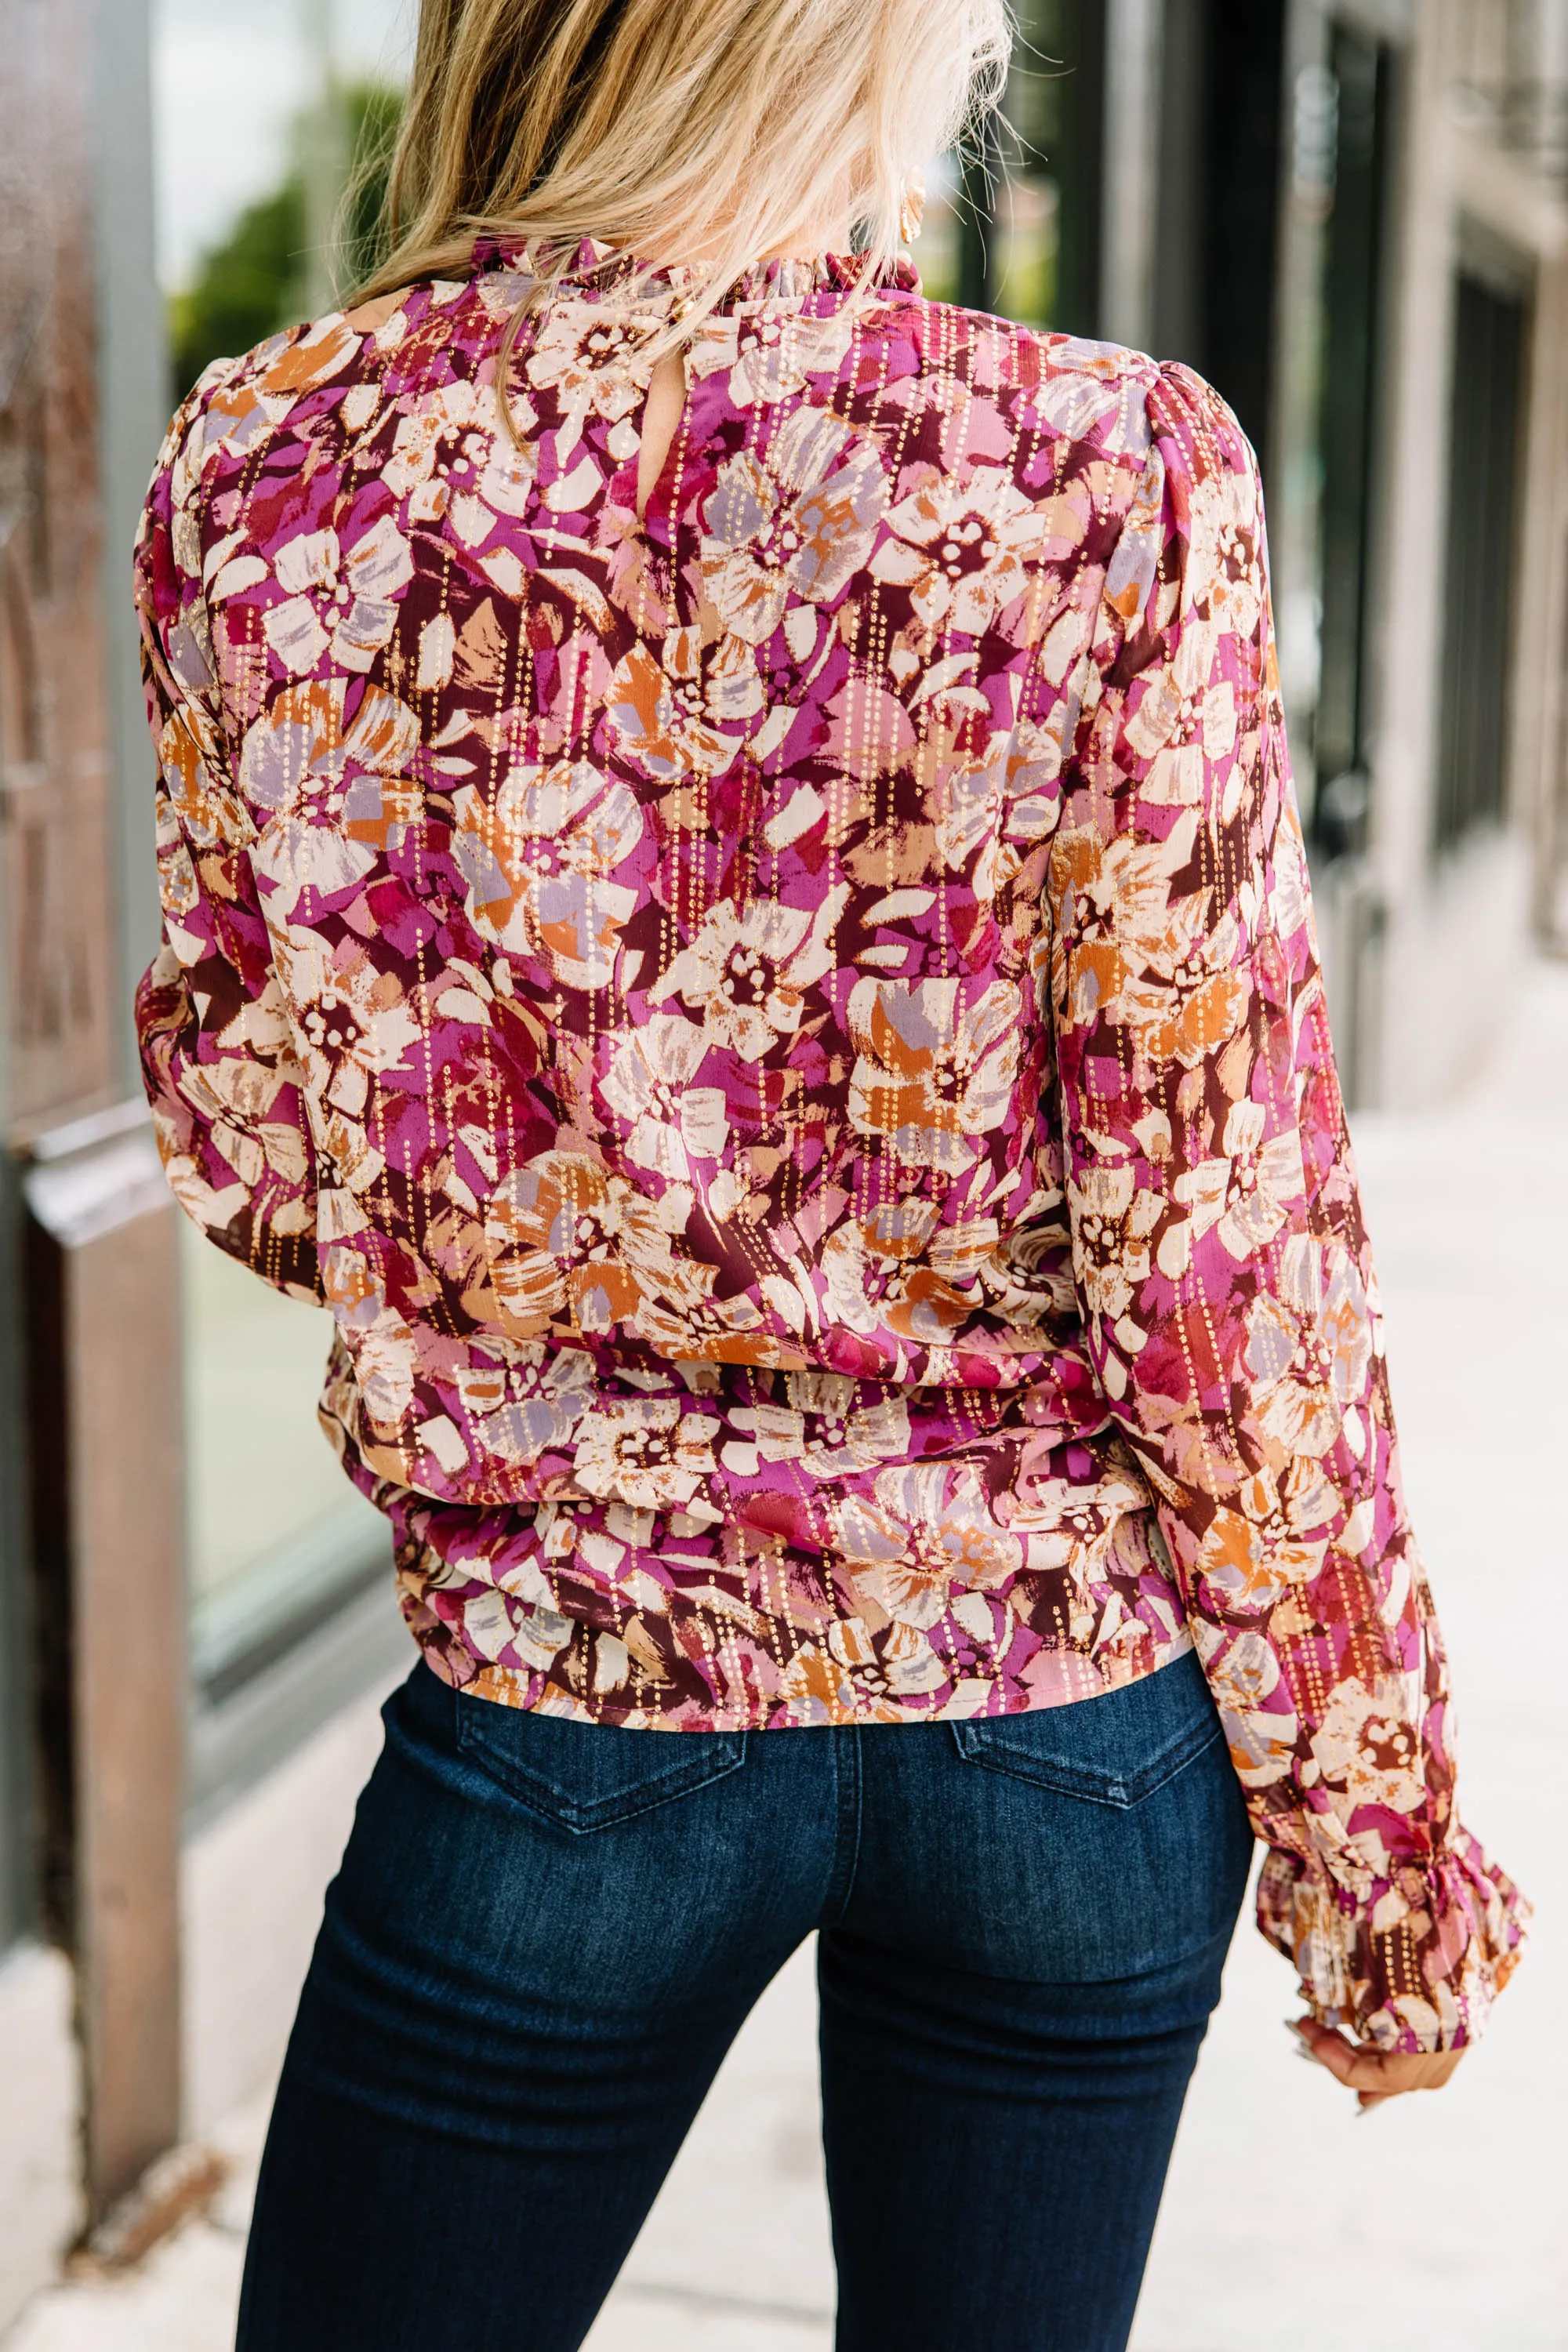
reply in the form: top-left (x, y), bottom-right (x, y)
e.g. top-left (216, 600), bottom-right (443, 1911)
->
top-left (636, 347), bottom-right (690, 521)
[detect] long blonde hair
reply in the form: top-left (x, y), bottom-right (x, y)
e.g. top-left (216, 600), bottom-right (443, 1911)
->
top-left (354, 0), bottom-right (1011, 343)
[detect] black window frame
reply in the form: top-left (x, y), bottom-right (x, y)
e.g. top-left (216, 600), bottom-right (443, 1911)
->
top-left (0, 1153), bottom-right (39, 1953)
top-left (1434, 234), bottom-right (1532, 857)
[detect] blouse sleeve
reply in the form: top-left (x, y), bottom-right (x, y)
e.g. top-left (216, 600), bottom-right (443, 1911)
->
top-left (132, 387), bottom-right (325, 1305)
top-left (1047, 362), bottom-right (1526, 2052)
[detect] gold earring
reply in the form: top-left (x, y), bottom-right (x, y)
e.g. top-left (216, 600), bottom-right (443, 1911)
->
top-left (899, 169), bottom-right (926, 245)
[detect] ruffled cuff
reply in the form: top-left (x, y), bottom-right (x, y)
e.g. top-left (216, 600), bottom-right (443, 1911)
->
top-left (1256, 1829), bottom-right (1530, 2053)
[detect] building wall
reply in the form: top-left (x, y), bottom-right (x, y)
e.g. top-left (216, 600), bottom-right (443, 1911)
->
top-left (0, 0), bottom-right (119, 1131)
top-left (0, 0), bottom-right (143, 2318)
top-left (1363, 0), bottom-right (1568, 1105)
top-left (183, 1675), bottom-right (394, 2140)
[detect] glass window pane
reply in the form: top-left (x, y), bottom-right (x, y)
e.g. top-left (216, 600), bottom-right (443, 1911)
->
top-left (993, 176), bottom-right (1059, 328)
top-left (1009, 0), bottom-right (1104, 335)
top-left (920, 1), bottom-right (1103, 332)
top-left (916, 155), bottom-right (965, 308)
top-left (180, 1225), bottom-right (387, 1695)
top-left (154, 0), bottom-right (415, 407)
top-left (152, 0), bottom-right (415, 1696)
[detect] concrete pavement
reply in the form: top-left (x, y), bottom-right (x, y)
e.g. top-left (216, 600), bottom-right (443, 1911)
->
top-left (7, 963), bottom-right (1565, 2352)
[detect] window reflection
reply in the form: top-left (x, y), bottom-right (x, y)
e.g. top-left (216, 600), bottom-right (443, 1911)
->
top-left (916, 155), bottom-right (964, 308)
top-left (153, 0), bottom-right (412, 1696)
top-left (156, 0), bottom-right (412, 402)
top-left (182, 1225), bottom-right (387, 1699)
top-left (916, 0), bottom-right (1104, 333)
top-left (992, 174), bottom-right (1059, 328)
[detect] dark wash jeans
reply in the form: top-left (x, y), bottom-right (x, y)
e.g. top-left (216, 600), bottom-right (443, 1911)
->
top-left (238, 1649), bottom-right (1252, 2352)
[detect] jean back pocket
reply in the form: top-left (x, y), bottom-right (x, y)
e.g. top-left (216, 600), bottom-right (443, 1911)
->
top-left (950, 1647), bottom-right (1222, 1809)
top-left (455, 1693), bottom-right (747, 1834)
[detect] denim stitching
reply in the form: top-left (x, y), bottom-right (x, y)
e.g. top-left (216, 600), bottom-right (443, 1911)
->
top-left (454, 1714), bottom-right (747, 1833)
top-left (821, 1726), bottom-right (865, 1925)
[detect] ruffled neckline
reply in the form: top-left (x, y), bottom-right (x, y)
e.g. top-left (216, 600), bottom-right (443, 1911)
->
top-left (470, 233), bottom-right (919, 310)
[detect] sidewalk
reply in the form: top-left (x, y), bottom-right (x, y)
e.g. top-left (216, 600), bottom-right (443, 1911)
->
top-left (8, 964), bottom-right (1566, 2352)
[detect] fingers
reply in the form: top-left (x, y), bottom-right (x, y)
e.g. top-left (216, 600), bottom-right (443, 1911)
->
top-left (1290, 2019), bottom-right (1351, 2074)
top-left (1289, 2018), bottom-right (1466, 2104)
top-left (1418, 2049), bottom-right (1465, 2092)
top-left (1292, 2019), bottom-right (1388, 2092)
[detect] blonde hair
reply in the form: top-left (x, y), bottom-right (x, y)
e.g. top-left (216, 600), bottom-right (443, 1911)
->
top-left (354, 0), bottom-right (1011, 347)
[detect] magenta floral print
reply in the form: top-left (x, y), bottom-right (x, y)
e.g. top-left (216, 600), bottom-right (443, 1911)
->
top-left (135, 238), bottom-right (1524, 2052)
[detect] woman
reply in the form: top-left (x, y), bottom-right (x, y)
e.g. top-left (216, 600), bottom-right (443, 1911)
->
top-left (134, 2), bottom-right (1526, 2345)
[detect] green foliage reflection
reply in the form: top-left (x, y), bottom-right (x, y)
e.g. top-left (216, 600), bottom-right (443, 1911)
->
top-left (169, 82), bottom-right (402, 405)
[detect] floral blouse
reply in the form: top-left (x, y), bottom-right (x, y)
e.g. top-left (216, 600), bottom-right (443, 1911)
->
top-left (135, 236), bottom-right (1525, 2050)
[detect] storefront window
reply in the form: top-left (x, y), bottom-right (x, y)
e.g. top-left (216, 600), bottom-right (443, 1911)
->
top-left (1270, 10), bottom-right (1394, 854)
top-left (992, 172), bottom-right (1061, 328)
top-left (152, 0), bottom-right (414, 1707)
top-left (920, 0), bottom-right (1104, 331)
top-left (915, 155), bottom-right (965, 307)
top-left (156, 0), bottom-right (412, 405)
top-left (181, 1229), bottom-right (387, 1700)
